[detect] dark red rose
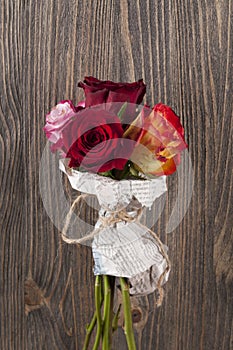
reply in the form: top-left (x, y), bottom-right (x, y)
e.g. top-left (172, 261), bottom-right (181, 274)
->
top-left (62, 107), bottom-right (133, 173)
top-left (78, 76), bottom-right (146, 108)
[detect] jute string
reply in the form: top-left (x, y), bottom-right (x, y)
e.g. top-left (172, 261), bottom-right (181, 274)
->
top-left (62, 193), bottom-right (171, 303)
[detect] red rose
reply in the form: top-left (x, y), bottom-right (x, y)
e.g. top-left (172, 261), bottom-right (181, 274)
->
top-left (78, 76), bottom-right (146, 107)
top-left (62, 107), bottom-right (133, 173)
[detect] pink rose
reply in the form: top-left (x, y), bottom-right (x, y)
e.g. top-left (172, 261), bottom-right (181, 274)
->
top-left (43, 100), bottom-right (83, 152)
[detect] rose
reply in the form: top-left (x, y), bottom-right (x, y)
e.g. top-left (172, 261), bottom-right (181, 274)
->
top-left (62, 106), bottom-right (133, 173)
top-left (78, 76), bottom-right (146, 107)
top-left (43, 100), bottom-right (84, 153)
top-left (124, 103), bottom-right (187, 176)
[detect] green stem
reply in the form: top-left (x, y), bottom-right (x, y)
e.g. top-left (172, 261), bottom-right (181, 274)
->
top-left (110, 276), bottom-right (115, 334)
top-left (120, 277), bottom-right (136, 350)
top-left (93, 275), bottom-right (103, 350)
top-left (112, 304), bottom-right (121, 332)
top-left (102, 275), bottom-right (112, 350)
top-left (82, 312), bottom-right (97, 350)
top-left (82, 291), bottom-right (105, 350)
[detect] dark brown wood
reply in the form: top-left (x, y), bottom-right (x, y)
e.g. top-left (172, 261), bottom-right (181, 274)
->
top-left (0, 0), bottom-right (232, 349)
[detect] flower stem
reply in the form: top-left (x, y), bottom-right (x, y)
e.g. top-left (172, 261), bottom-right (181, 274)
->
top-left (82, 291), bottom-right (105, 350)
top-left (120, 277), bottom-right (136, 350)
top-left (112, 303), bottom-right (121, 332)
top-left (82, 312), bottom-right (97, 350)
top-left (110, 276), bottom-right (115, 333)
top-left (102, 275), bottom-right (113, 350)
top-left (93, 275), bottom-right (103, 350)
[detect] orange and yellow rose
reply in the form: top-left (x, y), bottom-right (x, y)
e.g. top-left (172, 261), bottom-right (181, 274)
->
top-left (124, 103), bottom-right (187, 176)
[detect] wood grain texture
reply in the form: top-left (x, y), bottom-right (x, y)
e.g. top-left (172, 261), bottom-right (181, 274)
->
top-left (0, 0), bottom-right (232, 349)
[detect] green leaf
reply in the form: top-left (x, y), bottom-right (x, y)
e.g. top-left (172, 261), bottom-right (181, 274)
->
top-left (117, 102), bottom-right (128, 122)
top-left (128, 162), bottom-right (147, 180)
top-left (98, 162), bottom-right (147, 181)
top-left (111, 161), bottom-right (131, 180)
top-left (98, 170), bottom-right (115, 179)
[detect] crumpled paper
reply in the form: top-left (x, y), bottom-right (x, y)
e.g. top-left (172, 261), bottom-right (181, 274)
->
top-left (60, 159), bottom-right (170, 296)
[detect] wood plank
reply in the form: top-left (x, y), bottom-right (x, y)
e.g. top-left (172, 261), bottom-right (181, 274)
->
top-left (0, 0), bottom-right (232, 349)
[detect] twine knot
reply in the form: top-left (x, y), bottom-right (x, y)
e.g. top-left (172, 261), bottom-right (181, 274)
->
top-left (98, 206), bottom-right (143, 227)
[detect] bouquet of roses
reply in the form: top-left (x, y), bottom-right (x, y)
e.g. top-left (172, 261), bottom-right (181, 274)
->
top-left (43, 77), bottom-right (187, 350)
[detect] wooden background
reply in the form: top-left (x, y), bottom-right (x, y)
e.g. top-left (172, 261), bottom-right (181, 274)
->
top-left (0, 0), bottom-right (232, 349)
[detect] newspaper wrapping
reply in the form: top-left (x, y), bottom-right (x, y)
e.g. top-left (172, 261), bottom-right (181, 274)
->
top-left (60, 159), bottom-right (170, 295)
